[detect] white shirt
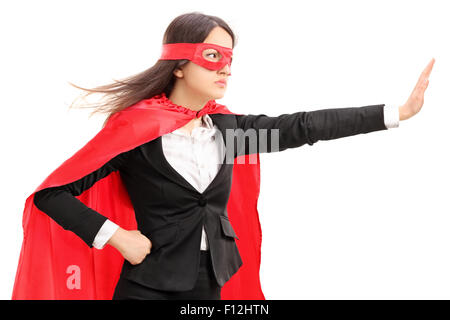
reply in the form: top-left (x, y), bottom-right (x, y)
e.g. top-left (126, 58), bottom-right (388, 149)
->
top-left (159, 114), bottom-right (225, 250)
top-left (92, 105), bottom-right (400, 250)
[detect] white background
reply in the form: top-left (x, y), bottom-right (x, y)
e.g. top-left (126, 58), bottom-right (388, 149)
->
top-left (1, 0), bottom-right (449, 299)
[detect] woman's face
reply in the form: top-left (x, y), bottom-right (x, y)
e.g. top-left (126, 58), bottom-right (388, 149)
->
top-left (174, 26), bottom-right (233, 101)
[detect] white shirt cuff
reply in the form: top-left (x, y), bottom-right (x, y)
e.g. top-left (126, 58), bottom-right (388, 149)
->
top-left (384, 105), bottom-right (400, 129)
top-left (92, 219), bottom-right (119, 249)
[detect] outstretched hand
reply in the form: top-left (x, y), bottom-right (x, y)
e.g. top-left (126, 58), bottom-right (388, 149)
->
top-left (399, 58), bottom-right (435, 121)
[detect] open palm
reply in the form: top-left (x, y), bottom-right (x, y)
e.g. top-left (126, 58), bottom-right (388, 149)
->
top-left (400, 58), bottom-right (435, 121)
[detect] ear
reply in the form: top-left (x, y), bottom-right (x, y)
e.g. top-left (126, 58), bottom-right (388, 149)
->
top-left (173, 68), bottom-right (183, 79)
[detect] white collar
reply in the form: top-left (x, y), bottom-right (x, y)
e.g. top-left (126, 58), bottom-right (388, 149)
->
top-left (170, 114), bottom-right (217, 140)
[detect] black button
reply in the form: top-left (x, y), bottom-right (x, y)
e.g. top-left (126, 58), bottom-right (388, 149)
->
top-left (197, 196), bottom-right (207, 207)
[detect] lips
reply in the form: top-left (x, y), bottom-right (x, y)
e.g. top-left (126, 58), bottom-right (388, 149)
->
top-left (215, 79), bottom-right (227, 85)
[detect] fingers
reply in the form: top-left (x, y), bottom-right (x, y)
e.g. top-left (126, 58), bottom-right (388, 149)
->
top-left (423, 58), bottom-right (435, 78)
top-left (413, 58), bottom-right (435, 95)
top-left (147, 240), bottom-right (152, 254)
top-left (419, 75), bottom-right (431, 96)
top-left (422, 79), bottom-right (430, 91)
top-left (420, 58), bottom-right (435, 82)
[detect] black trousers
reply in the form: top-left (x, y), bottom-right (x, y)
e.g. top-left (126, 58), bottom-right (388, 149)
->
top-left (112, 250), bottom-right (222, 300)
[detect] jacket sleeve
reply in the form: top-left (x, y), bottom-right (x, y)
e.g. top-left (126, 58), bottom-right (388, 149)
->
top-left (233, 104), bottom-right (388, 156)
top-left (33, 149), bottom-right (133, 248)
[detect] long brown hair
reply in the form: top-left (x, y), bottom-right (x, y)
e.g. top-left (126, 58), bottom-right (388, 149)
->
top-left (68, 12), bottom-right (236, 128)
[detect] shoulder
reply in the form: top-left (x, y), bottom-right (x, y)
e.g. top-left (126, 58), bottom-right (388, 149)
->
top-left (208, 113), bottom-right (238, 129)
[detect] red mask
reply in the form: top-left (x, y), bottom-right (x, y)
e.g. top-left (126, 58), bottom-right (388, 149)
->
top-left (159, 42), bottom-right (233, 71)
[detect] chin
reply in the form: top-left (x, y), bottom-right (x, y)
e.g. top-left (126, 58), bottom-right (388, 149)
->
top-left (211, 91), bottom-right (226, 100)
top-left (201, 88), bottom-right (226, 101)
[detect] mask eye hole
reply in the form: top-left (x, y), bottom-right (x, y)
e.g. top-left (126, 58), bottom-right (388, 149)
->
top-left (202, 49), bottom-right (222, 62)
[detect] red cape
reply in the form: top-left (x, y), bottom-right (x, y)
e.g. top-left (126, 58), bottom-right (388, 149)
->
top-left (12, 94), bottom-right (265, 300)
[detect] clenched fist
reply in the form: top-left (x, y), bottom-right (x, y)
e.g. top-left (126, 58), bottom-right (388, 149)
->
top-left (107, 227), bottom-right (152, 265)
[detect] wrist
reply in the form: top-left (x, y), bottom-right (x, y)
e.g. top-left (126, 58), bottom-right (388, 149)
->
top-left (399, 105), bottom-right (409, 121)
top-left (107, 227), bottom-right (127, 251)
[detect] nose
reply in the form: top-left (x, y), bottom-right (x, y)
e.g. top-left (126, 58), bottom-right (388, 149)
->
top-left (219, 62), bottom-right (231, 76)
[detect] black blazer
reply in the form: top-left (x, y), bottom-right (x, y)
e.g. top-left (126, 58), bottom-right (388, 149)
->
top-left (34, 104), bottom-right (388, 291)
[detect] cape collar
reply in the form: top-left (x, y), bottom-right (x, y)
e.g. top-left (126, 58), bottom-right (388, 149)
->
top-left (151, 92), bottom-right (220, 118)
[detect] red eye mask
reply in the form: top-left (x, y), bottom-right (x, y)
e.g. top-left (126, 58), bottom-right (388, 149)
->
top-left (159, 42), bottom-right (233, 71)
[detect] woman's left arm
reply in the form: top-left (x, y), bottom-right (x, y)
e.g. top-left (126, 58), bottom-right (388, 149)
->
top-left (233, 58), bottom-right (435, 155)
top-left (234, 103), bottom-right (389, 154)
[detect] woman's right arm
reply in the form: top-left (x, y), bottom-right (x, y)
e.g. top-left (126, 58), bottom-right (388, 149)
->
top-left (34, 148), bottom-right (152, 264)
top-left (33, 153), bottom-right (126, 248)
top-left (33, 148), bottom-right (145, 249)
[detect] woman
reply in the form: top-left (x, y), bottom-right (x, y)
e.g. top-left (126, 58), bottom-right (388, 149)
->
top-left (12, 12), bottom-right (434, 300)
